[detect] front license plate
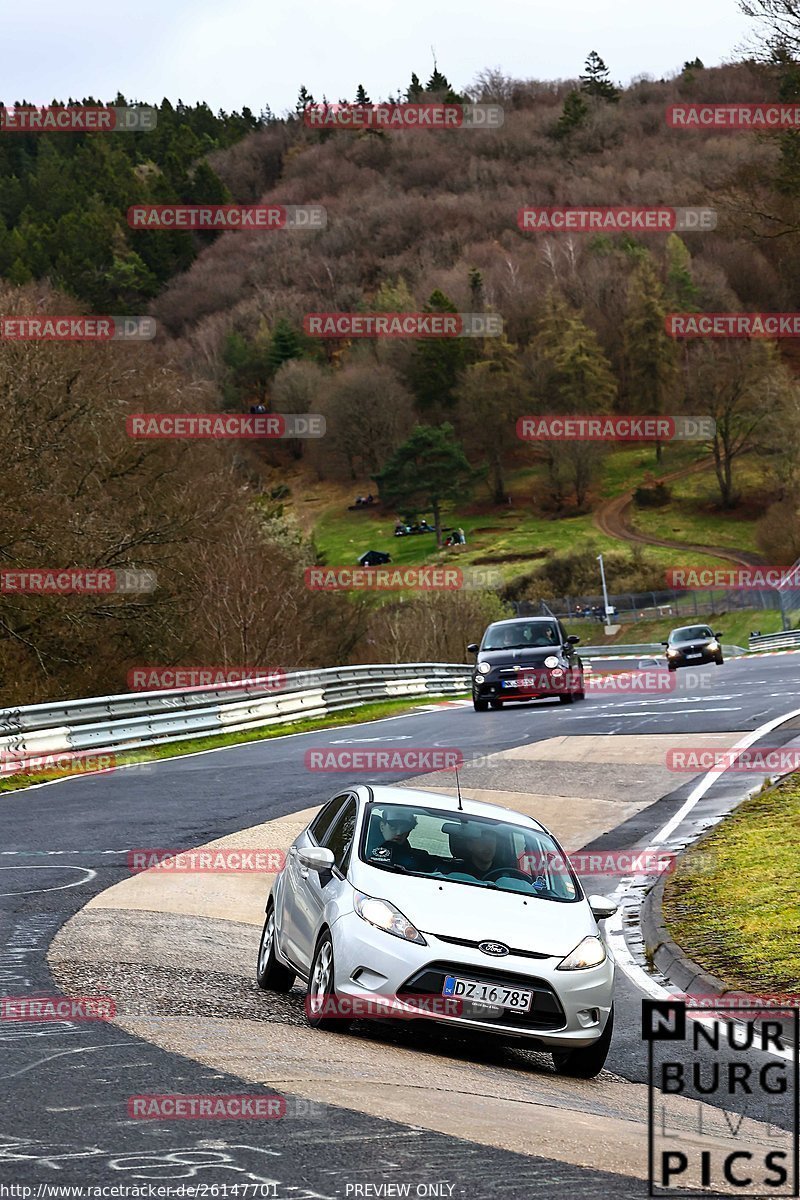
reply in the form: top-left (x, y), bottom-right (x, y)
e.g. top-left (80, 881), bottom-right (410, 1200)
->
top-left (442, 974), bottom-right (532, 1012)
top-left (501, 680), bottom-right (517, 689)
top-left (686, 652), bottom-right (702, 659)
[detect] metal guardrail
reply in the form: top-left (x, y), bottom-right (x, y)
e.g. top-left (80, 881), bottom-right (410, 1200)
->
top-left (748, 630), bottom-right (800, 652)
top-left (579, 643), bottom-right (746, 659)
top-left (0, 663), bottom-right (471, 768)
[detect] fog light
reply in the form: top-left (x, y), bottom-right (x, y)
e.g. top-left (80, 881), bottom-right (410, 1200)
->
top-left (475, 674), bottom-right (485, 683)
top-left (577, 1008), bottom-right (600, 1028)
top-left (551, 667), bottom-right (564, 677)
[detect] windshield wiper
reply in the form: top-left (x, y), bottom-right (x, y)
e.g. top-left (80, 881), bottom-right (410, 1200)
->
top-left (371, 861), bottom-right (409, 874)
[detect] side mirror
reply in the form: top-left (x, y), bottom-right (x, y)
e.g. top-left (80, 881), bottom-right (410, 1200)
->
top-left (714, 632), bottom-right (723, 639)
top-left (466, 643), bottom-right (479, 654)
top-left (297, 846), bottom-right (335, 873)
top-left (661, 642), bottom-right (669, 648)
top-left (588, 894), bottom-right (618, 921)
top-left (566, 635), bottom-right (580, 645)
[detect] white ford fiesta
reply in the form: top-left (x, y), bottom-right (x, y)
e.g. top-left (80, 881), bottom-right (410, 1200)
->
top-left (257, 784), bottom-right (617, 1077)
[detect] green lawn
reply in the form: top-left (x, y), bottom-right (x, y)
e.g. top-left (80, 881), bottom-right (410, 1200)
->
top-left (627, 455), bottom-right (764, 553)
top-left (662, 776), bottom-right (800, 991)
top-left (598, 443), bottom-right (704, 500)
top-left (313, 461), bottom-right (729, 587)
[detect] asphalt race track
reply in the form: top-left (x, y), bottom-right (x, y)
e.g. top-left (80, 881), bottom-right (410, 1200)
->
top-left (2, 652), bottom-right (800, 1198)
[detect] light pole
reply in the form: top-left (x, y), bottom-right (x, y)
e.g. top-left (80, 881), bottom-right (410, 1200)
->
top-left (597, 553), bottom-right (612, 630)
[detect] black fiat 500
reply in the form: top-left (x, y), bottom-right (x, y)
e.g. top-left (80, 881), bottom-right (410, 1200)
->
top-left (467, 618), bottom-right (584, 711)
top-left (663, 625), bottom-right (724, 670)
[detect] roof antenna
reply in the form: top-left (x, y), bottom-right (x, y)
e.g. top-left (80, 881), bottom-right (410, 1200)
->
top-left (454, 766), bottom-right (463, 812)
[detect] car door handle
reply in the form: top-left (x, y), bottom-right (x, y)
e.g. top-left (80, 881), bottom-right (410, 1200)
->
top-left (299, 868), bottom-right (309, 879)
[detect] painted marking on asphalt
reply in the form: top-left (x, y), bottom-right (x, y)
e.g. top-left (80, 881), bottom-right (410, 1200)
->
top-left (0, 865), bottom-right (96, 896)
top-left (651, 703), bottom-right (800, 846)
top-left (569, 707), bottom-right (743, 719)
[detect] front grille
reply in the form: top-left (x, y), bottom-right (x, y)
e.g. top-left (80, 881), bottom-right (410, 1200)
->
top-left (433, 933), bottom-right (552, 961)
top-left (398, 960), bottom-right (566, 1030)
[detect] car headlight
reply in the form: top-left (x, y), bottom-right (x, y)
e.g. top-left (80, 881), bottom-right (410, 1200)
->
top-left (707, 640), bottom-right (719, 651)
top-left (667, 648), bottom-right (679, 657)
top-left (544, 655), bottom-right (560, 668)
top-left (477, 661), bottom-right (491, 674)
top-left (354, 893), bottom-right (426, 945)
top-left (556, 935), bottom-right (607, 970)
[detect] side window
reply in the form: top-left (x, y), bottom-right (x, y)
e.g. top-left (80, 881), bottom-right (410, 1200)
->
top-left (323, 799), bottom-right (358, 873)
top-left (308, 793), bottom-right (350, 846)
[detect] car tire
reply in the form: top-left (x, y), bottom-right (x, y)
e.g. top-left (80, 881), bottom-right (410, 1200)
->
top-left (668, 663), bottom-right (677, 672)
top-left (256, 902), bottom-right (295, 993)
top-left (558, 691), bottom-right (575, 704)
top-left (473, 696), bottom-right (489, 712)
top-left (552, 1006), bottom-right (614, 1078)
top-left (489, 699), bottom-right (504, 710)
top-left (306, 931), bottom-right (351, 1032)
top-left (715, 655), bottom-right (724, 665)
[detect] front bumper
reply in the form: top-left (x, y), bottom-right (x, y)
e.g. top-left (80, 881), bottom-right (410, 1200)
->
top-left (473, 668), bottom-right (581, 701)
top-left (668, 648), bottom-right (718, 668)
top-left (330, 912), bottom-right (614, 1049)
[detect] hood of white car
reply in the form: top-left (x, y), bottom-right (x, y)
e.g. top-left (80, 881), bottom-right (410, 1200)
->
top-left (349, 864), bottom-right (597, 958)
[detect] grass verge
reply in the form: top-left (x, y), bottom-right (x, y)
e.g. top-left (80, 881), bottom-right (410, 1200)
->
top-left (0, 692), bottom-right (467, 795)
top-left (662, 775), bottom-right (800, 991)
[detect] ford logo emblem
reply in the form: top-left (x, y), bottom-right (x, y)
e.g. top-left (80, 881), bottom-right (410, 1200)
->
top-left (478, 941), bottom-right (509, 957)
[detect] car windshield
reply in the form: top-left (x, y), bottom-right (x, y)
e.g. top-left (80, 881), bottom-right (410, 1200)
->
top-left (359, 804), bottom-right (580, 902)
top-left (670, 626), bottom-right (713, 643)
top-left (482, 622), bottom-right (561, 651)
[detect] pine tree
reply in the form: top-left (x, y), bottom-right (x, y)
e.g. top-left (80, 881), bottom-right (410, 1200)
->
top-left (468, 267), bottom-right (484, 308)
top-left (580, 51), bottom-right (620, 103)
top-left (623, 256), bottom-right (678, 464)
top-left (555, 90), bottom-right (589, 139)
top-left (355, 84), bottom-right (371, 105)
top-left (296, 85), bottom-right (315, 114)
top-left (664, 234), bottom-right (698, 310)
top-left (373, 424), bottom-right (480, 547)
top-left (266, 318), bottom-right (304, 376)
top-left (409, 289), bottom-right (473, 413)
top-left (407, 73), bottom-right (424, 101)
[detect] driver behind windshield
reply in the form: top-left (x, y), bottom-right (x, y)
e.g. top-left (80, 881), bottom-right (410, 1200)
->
top-left (457, 826), bottom-right (504, 880)
top-left (370, 809), bottom-right (435, 871)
